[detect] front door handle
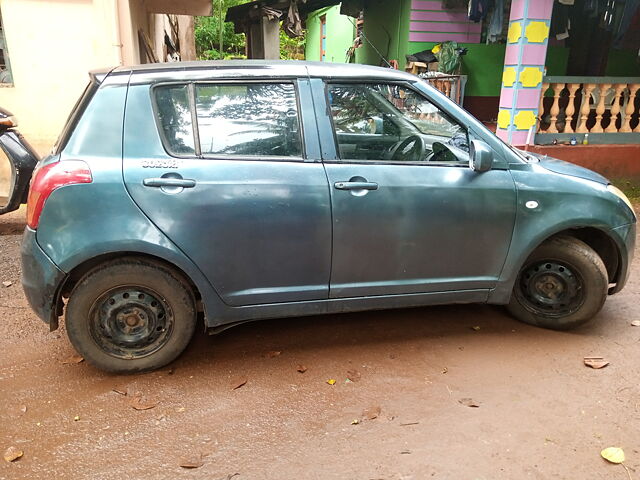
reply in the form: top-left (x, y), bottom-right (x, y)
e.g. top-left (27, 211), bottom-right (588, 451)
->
top-left (334, 181), bottom-right (378, 191)
top-left (143, 178), bottom-right (196, 188)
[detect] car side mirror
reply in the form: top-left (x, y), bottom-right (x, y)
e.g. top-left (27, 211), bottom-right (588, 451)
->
top-left (469, 139), bottom-right (493, 173)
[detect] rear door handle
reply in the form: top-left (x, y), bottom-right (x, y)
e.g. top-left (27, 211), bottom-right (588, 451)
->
top-left (334, 181), bottom-right (378, 191)
top-left (143, 178), bottom-right (196, 188)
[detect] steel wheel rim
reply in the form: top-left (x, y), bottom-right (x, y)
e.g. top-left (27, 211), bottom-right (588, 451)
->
top-left (517, 260), bottom-right (585, 317)
top-left (88, 286), bottom-right (174, 359)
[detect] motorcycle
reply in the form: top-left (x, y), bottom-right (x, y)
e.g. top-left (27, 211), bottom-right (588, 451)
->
top-left (0, 106), bottom-right (39, 215)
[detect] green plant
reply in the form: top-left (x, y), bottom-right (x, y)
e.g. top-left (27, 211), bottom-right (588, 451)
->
top-left (195, 0), bottom-right (306, 60)
top-left (280, 29), bottom-right (306, 60)
top-left (195, 0), bottom-right (249, 60)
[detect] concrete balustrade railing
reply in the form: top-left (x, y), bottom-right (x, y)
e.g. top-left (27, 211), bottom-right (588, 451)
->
top-left (536, 76), bottom-right (640, 145)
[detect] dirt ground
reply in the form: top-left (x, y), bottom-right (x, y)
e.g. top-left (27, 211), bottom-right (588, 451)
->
top-left (0, 206), bottom-right (638, 480)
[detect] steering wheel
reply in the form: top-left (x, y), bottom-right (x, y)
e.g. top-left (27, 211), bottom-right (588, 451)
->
top-left (389, 135), bottom-right (426, 161)
top-left (426, 141), bottom-right (455, 162)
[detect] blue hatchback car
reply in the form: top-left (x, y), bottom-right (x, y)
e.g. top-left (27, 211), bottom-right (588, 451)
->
top-left (21, 61), bottom-right (636, 372)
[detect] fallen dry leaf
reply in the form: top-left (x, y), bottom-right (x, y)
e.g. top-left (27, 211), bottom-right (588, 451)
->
top-left (9, 405), bottom-right (27, 418)
top-left (128, 393), bottom-right (158, 410)
top-left (296, 365), bottom-right (307, 373)
top-left (346, 369), bottom-right (361, 382)
top-left (631, 320), bottom-right (640, 327)
top-left (458, 398), bottom-right (480, 408)
top-left (61, 354), bottom-right (84, 365)
top-left (179, 453), bottom-right (205, 469)
top-left (264, 350), bottom-right (281, 358)
top-left (363, 406), bottom-right (381, 420)
top-left (584, 357), bottom-right (609, 369)
top-left (2, 281), bottom-right (12, 288)
top-left (3, 446), bottom-right (23, 462)
top-left (326, 379), bottom-right (336, 385)
top-left (601, 446), bottom-right (625, 464)
top-left (231, 377), bottom-right (248, 390)
top-left (471, 326), bottom-right (481, 331)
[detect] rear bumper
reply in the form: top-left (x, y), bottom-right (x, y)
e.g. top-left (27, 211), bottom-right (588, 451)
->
top-left (21, 227), bottom-right (66, 329)
top-left (609, 222), bottom-right (636, 294)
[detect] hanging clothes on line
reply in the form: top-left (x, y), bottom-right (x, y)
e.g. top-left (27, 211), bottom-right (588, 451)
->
top-left (486, 0), bottom-right (504, 43)
top-left (442, 0), bottom-right (467, 9)
top-left (613, 0), bottom-right (640, 47)
top-left (468, 0), bottom-right (493, 22)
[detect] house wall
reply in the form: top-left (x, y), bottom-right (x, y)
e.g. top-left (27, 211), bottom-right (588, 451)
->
top-left (0, 0), bottom-right (200, 156)
top-left (0, 0), bottom-right (123, 155)
top-left (306, 5), bottom-right (355, 63)
top-left (355, 0), bottom-right (411, 68)
top-left (408, 0), bottom-right (480, 44)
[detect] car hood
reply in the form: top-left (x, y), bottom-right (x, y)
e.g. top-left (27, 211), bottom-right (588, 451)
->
top-left (523, 151), bottom-right (609, 185)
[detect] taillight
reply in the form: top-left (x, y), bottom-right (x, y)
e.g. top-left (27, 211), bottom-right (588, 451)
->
top-left (26, 160), bottom-right (92, 229)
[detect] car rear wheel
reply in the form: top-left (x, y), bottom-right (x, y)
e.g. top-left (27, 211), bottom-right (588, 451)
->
top-left (66, 258), bottom-right (196, 373)
top-left (507, 236), bottom-right (608, 330)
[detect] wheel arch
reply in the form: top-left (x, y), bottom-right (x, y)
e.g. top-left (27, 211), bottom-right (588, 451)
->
top-left (520, 226), bottom-right (621, 284)
top-left (489, 224), bottom-right (623, 304)
top-left (61, 252), bottom-right (202, 300)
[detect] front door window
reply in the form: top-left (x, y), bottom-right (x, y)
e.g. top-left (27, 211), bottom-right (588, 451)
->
top-left (328, 83), bottom-right (469, 163)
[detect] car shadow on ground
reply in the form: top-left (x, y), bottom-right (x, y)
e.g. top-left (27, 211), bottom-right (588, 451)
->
top-left (170, 302), bottom-right (601, 374)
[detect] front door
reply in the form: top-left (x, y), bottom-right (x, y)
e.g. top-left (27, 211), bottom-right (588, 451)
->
top-left (322, 82), bottom-right (517, 298)
top-left (122, 80), bottom-right (331, 306)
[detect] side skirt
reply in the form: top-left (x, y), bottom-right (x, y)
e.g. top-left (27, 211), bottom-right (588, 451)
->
top-left (205, 289), bottom-right (490, 332)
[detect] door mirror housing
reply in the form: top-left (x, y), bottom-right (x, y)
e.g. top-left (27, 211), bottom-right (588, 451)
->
top-left (469, 139), bottom-right (493, 173)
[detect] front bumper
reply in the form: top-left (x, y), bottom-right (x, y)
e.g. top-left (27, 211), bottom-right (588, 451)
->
top-left (21, 227), bottom-right (66, 329)
top-left (609, 222), bottom-right (636, 294)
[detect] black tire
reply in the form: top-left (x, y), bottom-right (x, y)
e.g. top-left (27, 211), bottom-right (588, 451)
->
top-left (66, 258), bottom-right (197, 373)
top-left (507, 236), bottom-right (608, 330)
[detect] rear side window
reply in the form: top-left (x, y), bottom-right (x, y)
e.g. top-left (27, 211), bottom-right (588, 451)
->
top-left (154, 85), bottom-right (196, 155)
top-left (195, 83), bottom-right (302, 157)
top-left (153, 82), bottom-right (302, 159)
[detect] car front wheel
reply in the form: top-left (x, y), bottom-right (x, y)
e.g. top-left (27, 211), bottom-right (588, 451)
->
top-left (65, 258), bottom-right (197, 373)
top-left (507, 236), bottom-right (608, 330)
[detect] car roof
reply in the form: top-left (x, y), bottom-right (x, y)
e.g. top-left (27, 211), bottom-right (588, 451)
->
top-left (101, 60), bottom-right (418, 84)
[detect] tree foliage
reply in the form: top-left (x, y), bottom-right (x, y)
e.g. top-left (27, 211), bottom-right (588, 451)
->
top-left (195, 0), bottom-right (247, 60)
top-left (195, 0), bottom-right (306, 60)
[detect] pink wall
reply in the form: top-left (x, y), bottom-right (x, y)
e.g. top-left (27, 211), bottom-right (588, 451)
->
top-left (410, 0), bottom-right (481, 45)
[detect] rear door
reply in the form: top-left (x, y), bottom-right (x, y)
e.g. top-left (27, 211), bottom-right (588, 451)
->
top-left (122, 79), bottom-right (331, 306)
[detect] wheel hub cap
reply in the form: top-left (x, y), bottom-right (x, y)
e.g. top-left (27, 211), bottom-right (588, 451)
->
top-left (89, 287), bottom-right (174, 359)
top-left (519, 261), bottom-right (584, 316)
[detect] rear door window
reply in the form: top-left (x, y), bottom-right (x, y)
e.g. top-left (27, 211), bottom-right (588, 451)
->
top-left (195, 83), bottom-right (302, 158)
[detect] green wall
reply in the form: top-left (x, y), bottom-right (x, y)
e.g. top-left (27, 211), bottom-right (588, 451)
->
top-left (306, 5), bottom-right (355, 63)
top-left (605, 49), bottom-right (640, 76)
top-left (354, 0), bottom-right (411, 68)
top-left (403, 43), bottom-right (569, 98)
